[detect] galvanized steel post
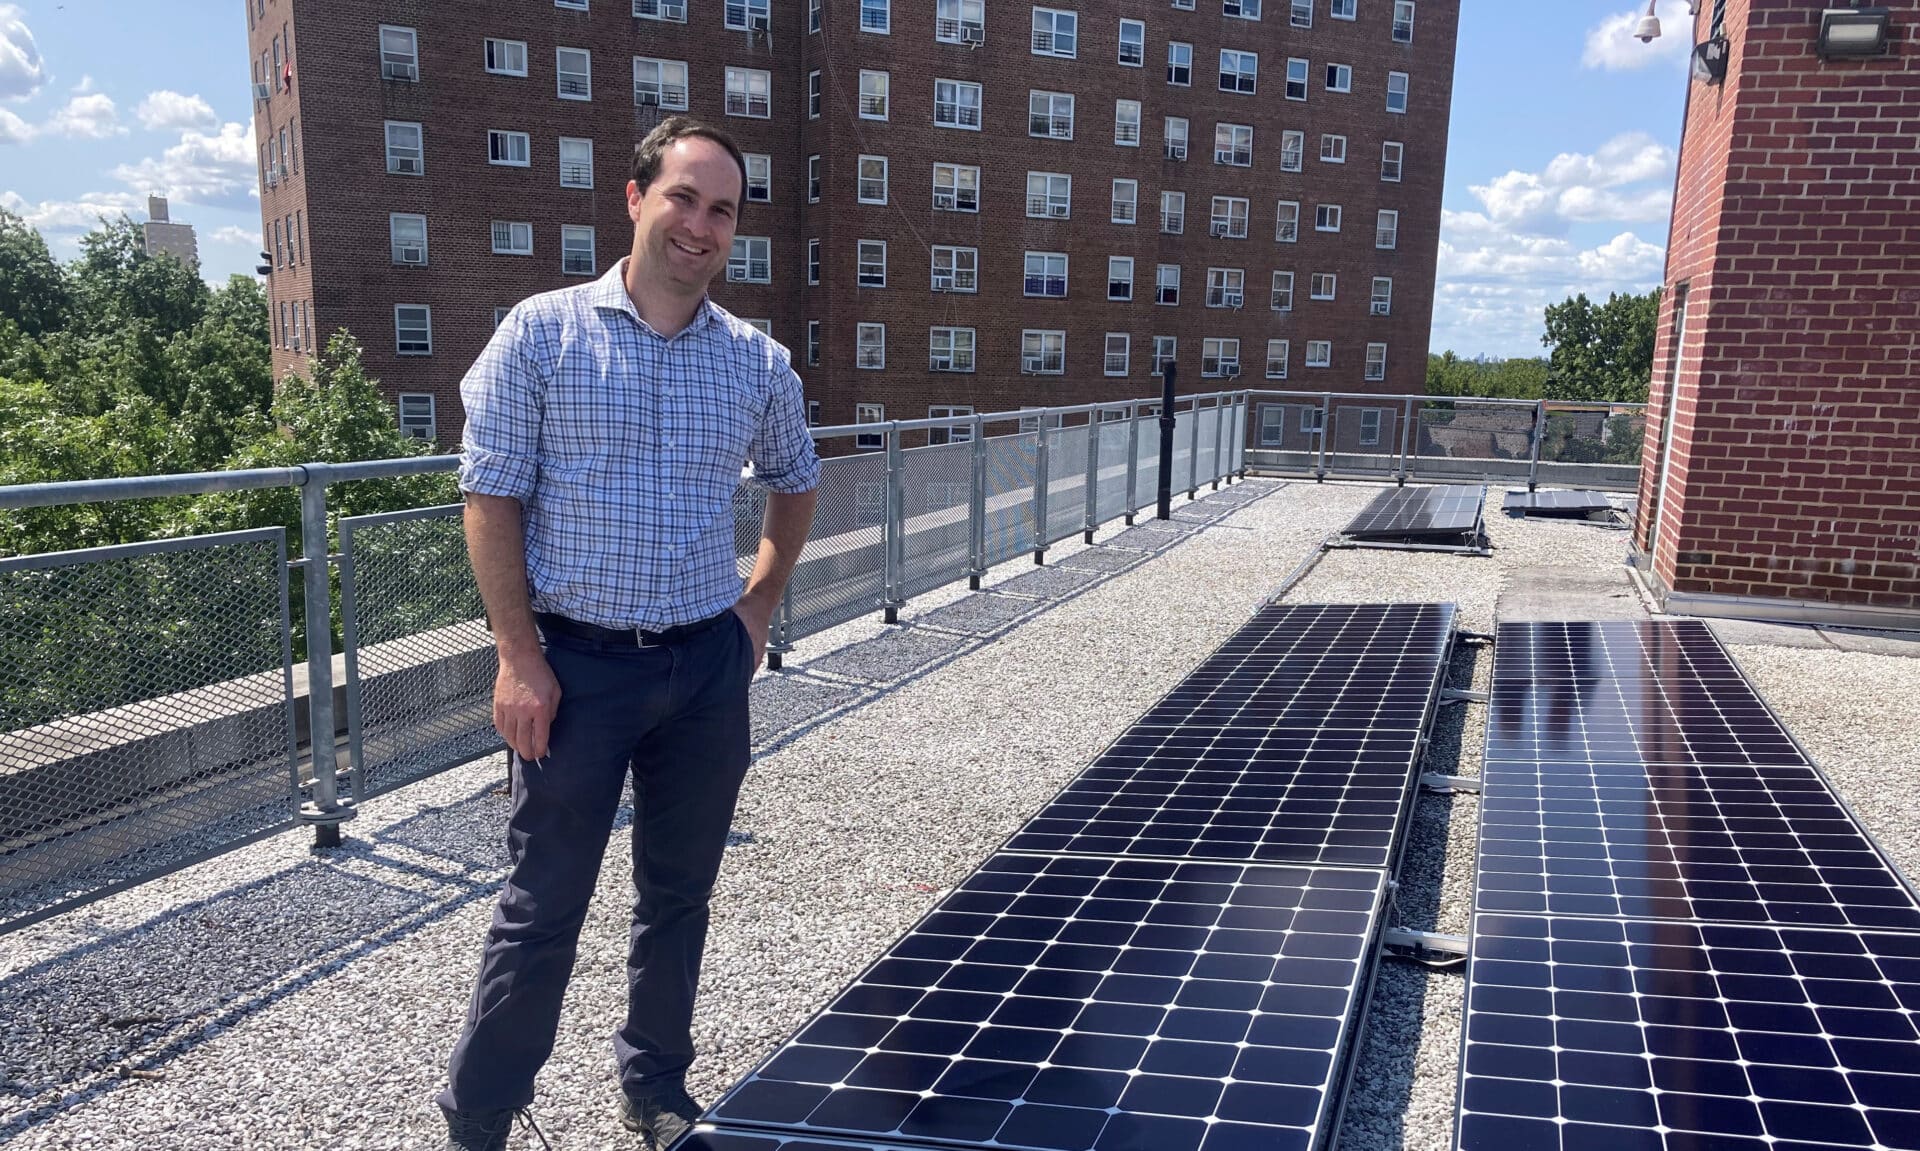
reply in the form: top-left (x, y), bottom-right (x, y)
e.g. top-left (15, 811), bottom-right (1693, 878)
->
top-left (884, 423), bottom-right (905, 622)
top-left (1397, 395), bottom-right (1416, 485)
top-left (1527, 400), bottom-right (1548, 492)
top-left (1082, 410), bottom-right (1101, 544)
top-left (1186, 395), bottom-right (1201, 500)
top-left (1124, 401), bottom-right (1141, 525)
top-left (968, 413), bottom-right (987, 590)
top-left (297, 463), bottom-right (352, 848)
top-left (1032, 417), bottom-right (1051, 564)
top-left (1314, 394), bottom-right (1332, 482)
top-left (1211, 395), bottom-right (1227, 489)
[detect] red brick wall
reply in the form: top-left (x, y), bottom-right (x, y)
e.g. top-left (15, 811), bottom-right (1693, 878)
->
top-left (1637, 0), bottom-right (1920, 612)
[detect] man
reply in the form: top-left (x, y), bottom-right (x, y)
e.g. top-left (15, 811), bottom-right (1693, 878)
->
top-left (439, 117), bottom-right (820, 1151)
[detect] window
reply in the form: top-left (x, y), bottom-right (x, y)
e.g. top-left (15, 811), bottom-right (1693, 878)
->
top-left (1270, 271), bottom-right (1293, 310)
top-left (1306, 340), bottom-right (1331, 368)
top-left (1321, 134), bottom-right (1347, 164)
top-left (1219, 50), bottom-right (1256, 94)
top-left (857, 155), bottom-right (888, 203)
top-left (725, 67), bottom-right (772, 117)
top-left (1280, 130), bottom-right (1304, 172)
top-left (1161, 191), bottom-right (1185, 234)
top-left (1310, 272), bottom-right (1337, 300)
top-left (729, 236), bottom-right (771, 282)
top-left (742, 318), bottom-right (773, 337)
top-left (937, 0), bottom-right (987, 42)
top-left (934, 79), bottom-right (983, 128)
top-left (1376, 209), bottom-right (1399, 249)
top-left (1332, 0), bottom-right (1356, 18)
top-left (1382, 141), bottom-right (1403, 182)
top-left (561, 226), bottom-right (595, 275)
top-left (929, 328), bottom-right (976, 372)
top-left (379, 25), bottom-right (418, 81)
top-left (1290, 0), bottom-right (1311, 26)
top-left (1265, 339), bottom-right (1289, 379)
top-left (398, 393), bottom-right (436, 440)
top-left (1316, 204), bottom-right (1343, 232)
top-left (928, 404), bottom-right (975, 443)
top-left (634, 0), bottom-right (687, 20)
top-left (1371, 277), bottom-right (1393, 316)
top-left (807, 239), bottom-right (821, 284)
top-left (1119, 20), bottom-right (1145, 65)
top-left (725, 0), bottom-right (771, 29)
top-left (390, 214), bottom-right (427, 265)
top-left (807, 320), bottom-right (821, 366)
top-left (1156, 264), bottom-right (1180, 305)
top-left (1275, 201), bottom-right (1300, 243)
top-left (385, 121), bottom-right (423, 174)
top-left (1104, 334), bottom-right (1130, 376)
top-left (1202, 337), bottom-right (1240, 378)
top-left (1032, 8), bottom-right (1078, 57)
top-left (1285, 57), bottom-right (1308, 100)
top-left (808, 155), bottom-right (821, 202)
top-left (745, 153), bottom-right (772, 201)
top-left (1108, 257), bottom-right (1134, 301)
top-left (1022, 330), bottom-right (1066, 374)
top-left (488, 129), bottom-right (531, 166)
top-left (272, 219), bottom-right (284, 268)
top-left (556, 47), bottom-right (591, 99)
top-left (1026, 171), bottom-right (1071, 218)
top-left (857, 240), bottom-right (887, 287)
top-left (1214, 122), bottom-right (1253, 166)
top-left (1301, 407), bottom-right (1324, 435)
top-left (1164, 116), bottom-right (1189, 160)
top-left (807, 400), bottom-right (820, 426)
top-left (633, 57), bottom-right (689, 108)
top-left (559, 137), bottom-right (594, 188)
top-left (555, 0), bottom-right (587, 9)
top-left (857, 326), bottom-right (886, 370)
top-left (1209, 196), bottom-right (1249, 239)
top-left (810, 0), bottom-right (822, 32)
top-left (861, 0), bottom-right (891, 32)
top-left (1029, 91), bottom-right (1074, 139)
top-left (1206, 267), bottom-right (1245, 308)
top-left (1359, 408), bottom-right (1382, 446)
top-left (494, 307), bottom-right (512, 328)
top-left (934, 163), bottom-right (980, 211)
top-left (1224, 0), bottom-right (1261, 19)
top-left (294, 210), bottom-right (304, 261)
top-left (1326, 63), bottom-right (1352, 92)
top-left (1365, 343), bottom-right (1387, 380)
top-left (1259, 406), bottom-right (1286, 446)
top-left (1387, 72), bottom-right (1409, 114)
top-left (859, 70), bottom-right (890, 119)
top-left (1393, 1), bottom-right (1415, 43)
top-left (1115, 100), bottom-right (1141, 146)
top-left (395, 305), bottom-right (432, 355)
top-left (1167, 41), bottom-right (1192, 85)
top-left (1112, 179), bottom-right (1137, 224)
top-left (490, 220), bottom-right (533, 255)
top-left (1023, 251), bottom-right (1068, 297)
top-left (1152, 336), bottom-right (1177, 376)
top-left (931, 246), bottom-right (978, 292)
top-left (856, 401), bottom-right (885, 449)
top-left (808, 71), bottom-right (822, 117)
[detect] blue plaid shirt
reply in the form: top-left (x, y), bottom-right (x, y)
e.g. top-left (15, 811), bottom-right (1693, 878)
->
top-left (458, 260), bottom-right (821, 631)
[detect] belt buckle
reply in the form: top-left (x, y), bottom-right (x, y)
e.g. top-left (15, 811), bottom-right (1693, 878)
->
top-left (634, 624), bottom-right (661, 648)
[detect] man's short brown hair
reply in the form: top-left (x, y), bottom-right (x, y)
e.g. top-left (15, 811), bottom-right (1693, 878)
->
top-left (630, 116), bottom-right (748, 204)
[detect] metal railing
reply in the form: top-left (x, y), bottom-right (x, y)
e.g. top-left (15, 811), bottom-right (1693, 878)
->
top-left (0, 392), bottom-right (1246, 932)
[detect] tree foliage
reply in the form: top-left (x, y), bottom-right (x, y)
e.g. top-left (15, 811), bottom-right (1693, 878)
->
top-left (1540, 288), bottom-right (1661, 404)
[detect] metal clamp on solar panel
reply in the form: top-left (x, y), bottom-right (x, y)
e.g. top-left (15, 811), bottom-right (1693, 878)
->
top-left (1331, 485), bottom-right (1490, 555)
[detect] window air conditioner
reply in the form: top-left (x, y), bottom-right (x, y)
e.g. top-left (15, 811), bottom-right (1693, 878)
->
top-left (1048, 203), bottom-right (1069, 218)
top-left (961, 26), bottom-right (984, 42)
top-left (750, 13), bottom-right (769, 29)
top-left (1022, 357), bottom-right (1044, 374)
top-left (1225, 364), bottom-right (1241, 378)
top-left (253, 82), bottom-right (272, 101)
top-left (931, 357), bottom-right (952, 371)
top-left (398, 245), bottom-right (425, 264)
top-left (1371, 302), bottom-right (1390, 316)
top-left (1210, 222), bottom-right (1229, 237)
top-left (382, 62), bottom-right (417, 81)
top-left (932, 275), bottom-right (953, 291)
top-left (393, 157), bottom-right (421, 175)
top-left (638, 91), bottom-right (661, 106)
top-left (1224, 293), bottom-right (1242, 308)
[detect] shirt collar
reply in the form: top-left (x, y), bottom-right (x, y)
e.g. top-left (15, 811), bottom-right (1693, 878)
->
top-left (591, 258), bottom-right (717, 338)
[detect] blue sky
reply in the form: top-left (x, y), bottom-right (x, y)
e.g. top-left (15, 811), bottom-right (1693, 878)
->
top-left (0, 0), bottom-right (1696, 359)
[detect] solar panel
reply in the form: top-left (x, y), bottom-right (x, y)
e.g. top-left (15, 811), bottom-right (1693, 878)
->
top-left (1343, 485), bottom-right (1485, 540)
top-left (1485, 678), bottom-right (1809, 765)
top-left (1491, 620), bottom-right (1746, 683)
top-left (1500, 489), bottom-right (1613, 516)
top-left (706, 852), bottom-right (1388, 1151)
top-left (1005, 603), bottom-right (1458, 869)
top-left (1458, 913), bottom-right (1920, 1151)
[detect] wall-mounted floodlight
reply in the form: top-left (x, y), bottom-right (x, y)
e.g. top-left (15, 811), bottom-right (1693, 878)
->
top-left (1817, 6), bottom-right (1892, 57)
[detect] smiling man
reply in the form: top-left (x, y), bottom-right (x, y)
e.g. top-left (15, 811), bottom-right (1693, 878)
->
top-left (439, 117), bottom-right (820, 1151)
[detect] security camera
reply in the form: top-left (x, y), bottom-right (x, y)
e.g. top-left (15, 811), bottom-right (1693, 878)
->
top-left (1634, 0), bottom-right (1661, 42)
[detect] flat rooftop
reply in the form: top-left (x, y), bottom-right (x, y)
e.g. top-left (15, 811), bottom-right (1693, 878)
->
top-left (2, 478), bottom-right (1916, 1150)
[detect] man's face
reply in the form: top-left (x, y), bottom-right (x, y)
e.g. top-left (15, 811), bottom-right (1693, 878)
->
top-left (628, 137), bottom-right (743, 294)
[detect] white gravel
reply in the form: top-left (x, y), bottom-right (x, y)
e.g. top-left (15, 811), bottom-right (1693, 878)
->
top-left (3, 478), bottom-right (1912, 1151)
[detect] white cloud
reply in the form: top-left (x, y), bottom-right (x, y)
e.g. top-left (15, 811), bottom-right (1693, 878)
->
top-left (0, 104), bottom-right (29, 143)
top-left (1467, 132), bottom-right (1675, 234)
top-left (209, 224), bottom-right (260, 247)
top-left (135, 90), bottom-right (217, 133)
top-left (0, 4), bottom-right (45, 101)
top-left (0, 189), bottom-right (146, 248)
top-left (111, 121), bottom-right (257, 207)
top-left (43, 91), bottom-right (124, 139)
top-left (1582, 0), bottom-right (1694, 71)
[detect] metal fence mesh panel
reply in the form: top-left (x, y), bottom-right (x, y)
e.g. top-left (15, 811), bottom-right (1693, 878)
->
top-left (1194, 406), bottom-right (1220, 485)
top-left (1535, 404), bottom-right (1646, 491)
top-left (983, 432), bottom-right (1039, 566)
top-left (339, 508), bottom-right (498, 801)
top-left (1231, 401), bottom-right (1248, 473)
top-left (1326, 403), bottom-right (1401, 477)
top-left (0, 529), bottom-right (295, 926)
top-left (1045, 425), bottom-right (1091, 545)
top-left (1170, 410), bottom-right (1194, 493)
top-left (1131, 417), bottom-right (1160, 512)
top-left (1096, 420), bottom-right (1131, 524)
top-left (1409, 400), bottom-right (1538, 484)
top-left (732, 480), bottom-right (769, 581)
top-left (900, 441), bottom-right (974, 599)
top-left (785, 452), bottom-right (887, 641)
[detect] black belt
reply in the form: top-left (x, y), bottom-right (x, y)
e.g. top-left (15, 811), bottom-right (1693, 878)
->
top-left (535, 610), bottom-right (734, 648)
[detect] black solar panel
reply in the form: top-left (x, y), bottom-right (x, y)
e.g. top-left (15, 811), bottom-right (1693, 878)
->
top-left (1492, 620), bottom-right (1746, 683)
top-left (1485, 678), bottom-right (1809, 765)
top-left (707, 853), bottom-right (1388, 1151)
top-left (1344, 485), bottom-right (1485, 540)
top-left (1500, 489), bottom-right (1613, 516)
top-left (1458, 914), bottom-right (1920, 1151)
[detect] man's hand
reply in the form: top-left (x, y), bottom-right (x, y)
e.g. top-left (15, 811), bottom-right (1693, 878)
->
top-left (494, 652), bottom-right (561, 760)
top-left (731, 596), bottom-right (775, 670)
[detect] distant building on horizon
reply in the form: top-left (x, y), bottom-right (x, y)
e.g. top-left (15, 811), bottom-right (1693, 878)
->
top-left (141, 196), bottom-right (199, 269)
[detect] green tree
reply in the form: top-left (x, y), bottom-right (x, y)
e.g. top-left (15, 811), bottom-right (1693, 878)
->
top-left (0, 209), bottom-right (73, 337)
top-left (70, 215), bottom-right (210, 341)
top-left (1541, 289), bottom-right (1661, 403)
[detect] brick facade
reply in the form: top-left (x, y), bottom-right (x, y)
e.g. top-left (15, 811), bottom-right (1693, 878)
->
top-left (247, 0), bottom-right (1456, 449)
top-left (1635, 0), bottom-right (1920, 618)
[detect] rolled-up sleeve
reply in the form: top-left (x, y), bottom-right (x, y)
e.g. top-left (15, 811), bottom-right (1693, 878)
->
top-left (458, 308), bottom-right (544, 503)
top-left (749, 356), bottom-right (822, 495)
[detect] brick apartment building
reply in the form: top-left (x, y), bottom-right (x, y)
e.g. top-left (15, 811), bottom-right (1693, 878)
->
top-left (245, 0), bottom-right (1457, 449)
top-left (1635, 0), bottom-right (1920, 625)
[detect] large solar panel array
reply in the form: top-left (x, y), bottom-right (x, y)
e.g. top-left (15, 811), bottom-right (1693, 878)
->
top-left (1344, 485), bottom-right (1486, 544)
top-left (1500, 489), bottom-right (1613, 517)
top-left (703, 603), bottom-right (1461, 1151)
top-left (1458, 620), bottom-right (1920, 1149)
